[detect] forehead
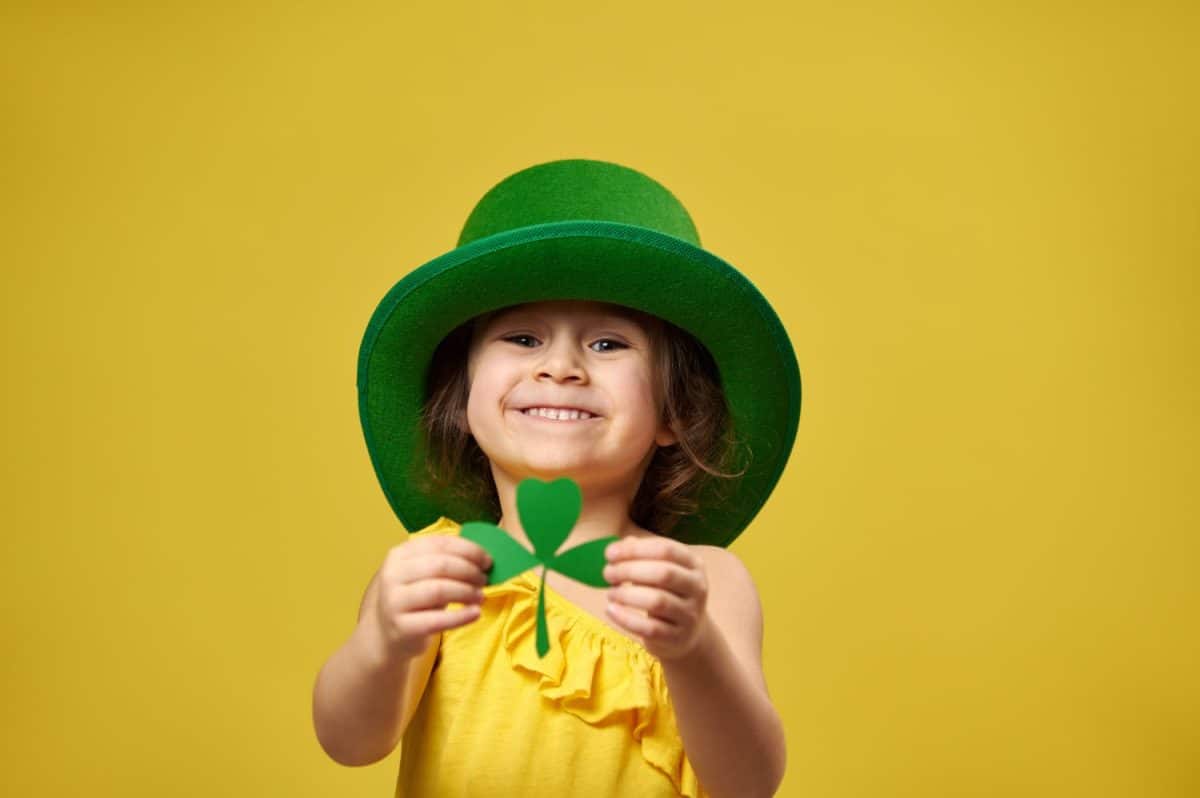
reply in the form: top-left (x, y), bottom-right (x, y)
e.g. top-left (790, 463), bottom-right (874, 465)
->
top-left (482, 300), bottom-right (655, 330)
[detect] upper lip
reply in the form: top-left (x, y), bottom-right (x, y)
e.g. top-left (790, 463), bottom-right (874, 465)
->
top-left (515, 403), bottom-right (602, 416)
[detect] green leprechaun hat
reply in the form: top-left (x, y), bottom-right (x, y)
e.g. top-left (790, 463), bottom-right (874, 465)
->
top-left (357, 158), bottom-right (801, 548)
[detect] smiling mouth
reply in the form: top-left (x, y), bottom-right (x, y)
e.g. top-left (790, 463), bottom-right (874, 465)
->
top-left (518, 407), bottom-right (599, 421)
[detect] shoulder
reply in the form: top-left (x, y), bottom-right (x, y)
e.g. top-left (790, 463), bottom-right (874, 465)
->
top-left (693, 545), bottom-right (767, 686)
top-left (406, 516), bottom-right (462, 538)
top-left (694, 545), bottom-right (762, 618)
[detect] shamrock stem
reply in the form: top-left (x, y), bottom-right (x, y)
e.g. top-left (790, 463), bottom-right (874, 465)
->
top-left (536, 566), bottom-right (549, 658)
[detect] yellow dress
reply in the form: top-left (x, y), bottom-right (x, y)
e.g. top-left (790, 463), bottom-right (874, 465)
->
top-left (395, 517), bottom-right (710, 798)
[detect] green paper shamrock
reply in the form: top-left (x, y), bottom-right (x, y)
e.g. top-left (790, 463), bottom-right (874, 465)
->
top-left (460, 477), bottom-right (618, 658)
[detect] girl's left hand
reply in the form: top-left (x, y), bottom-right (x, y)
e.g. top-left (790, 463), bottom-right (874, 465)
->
top-left (603, 537), bottom-right (710, 662)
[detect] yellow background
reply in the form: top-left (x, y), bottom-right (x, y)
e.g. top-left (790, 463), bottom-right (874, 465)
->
top-left (3, 3), bottom-right (1197, 796)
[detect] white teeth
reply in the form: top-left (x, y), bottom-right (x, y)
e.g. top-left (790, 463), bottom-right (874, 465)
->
top-left (522, 407), bottom-right (594, 420)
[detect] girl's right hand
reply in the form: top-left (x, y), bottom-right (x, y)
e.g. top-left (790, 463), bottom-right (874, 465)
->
top-left (368, 534), bottom-right (494, 661)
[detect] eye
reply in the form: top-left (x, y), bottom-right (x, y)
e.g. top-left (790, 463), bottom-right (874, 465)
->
top-left (590, 338), bottom-right (628, 353)
top-left (503, 334), bottom-right (540, 347)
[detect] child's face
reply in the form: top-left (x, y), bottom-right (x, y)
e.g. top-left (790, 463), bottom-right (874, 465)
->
top-left (465, 300), bottom-right (677, 492)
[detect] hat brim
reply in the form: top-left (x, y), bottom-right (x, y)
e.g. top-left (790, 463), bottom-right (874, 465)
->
top-left (357, 220), bottom-right (801, 548)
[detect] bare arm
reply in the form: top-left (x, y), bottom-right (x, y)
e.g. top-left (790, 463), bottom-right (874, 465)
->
top-left (311, 571), bottom-right (440, 766)
top-left (311, 532), bottom-right (491, 766)
top-left (660, 550), bottom-right (786, 797)
top-left (604, 540), bottom-right (786, 797)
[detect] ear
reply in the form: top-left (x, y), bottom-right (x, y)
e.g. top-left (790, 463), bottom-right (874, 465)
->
top-left (655, 422), bottom-right (678, 447)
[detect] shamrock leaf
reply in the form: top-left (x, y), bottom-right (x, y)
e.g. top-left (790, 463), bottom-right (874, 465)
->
top-left (459, 522), bottom-right (541, 583)
top-left (550, 539), bottom-right (613, 588)
top-left (517, 477), bottom-right (582, 560)
top-left (460, 477), bottom-right (619, 657)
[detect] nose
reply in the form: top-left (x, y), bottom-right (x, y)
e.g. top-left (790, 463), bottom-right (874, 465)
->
top-left (535, 337), bottom-right (588, 384)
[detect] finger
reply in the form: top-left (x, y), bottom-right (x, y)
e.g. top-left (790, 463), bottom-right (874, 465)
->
top-left (401, 605), bottom-right (482, 637)
top-left (395, 578), bottom-right (485, 612)
top-left (605, 600), bottom-right (676, 642)
top-left (608, 583), bottom-right (690, 625)
top-left (395, 554), bottom-right (490, 587)
top-left (602, 560), bottom-right (702, 598)
top-left (403, 535), bottom-right (494, 571)
top-left (606, 537), bottom-right (700, 570)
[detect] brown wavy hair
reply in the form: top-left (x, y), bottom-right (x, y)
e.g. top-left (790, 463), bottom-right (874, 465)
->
top-left (416, 304), bottom-right (747, 537)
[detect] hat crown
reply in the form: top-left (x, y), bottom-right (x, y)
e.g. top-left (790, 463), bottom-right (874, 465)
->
top-left (457, 158), bottom-right (702, 248)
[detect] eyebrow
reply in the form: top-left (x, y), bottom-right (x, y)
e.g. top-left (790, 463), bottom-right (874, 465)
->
top-left (487, 308), bottom-right (646, 332)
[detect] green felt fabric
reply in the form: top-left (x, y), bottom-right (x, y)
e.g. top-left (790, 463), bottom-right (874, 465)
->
top-left (357, 159), bottom-right (802, 548)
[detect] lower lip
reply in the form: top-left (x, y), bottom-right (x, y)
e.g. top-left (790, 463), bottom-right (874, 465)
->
top-left (513, 410), bottom-right (601, 423)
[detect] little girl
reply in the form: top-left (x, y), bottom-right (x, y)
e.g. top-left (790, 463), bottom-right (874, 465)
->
top-left (313, 159), bottom-right (801, 798)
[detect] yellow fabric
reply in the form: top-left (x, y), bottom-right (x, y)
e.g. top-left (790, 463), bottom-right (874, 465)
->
top-left (395, 517), bottom-right (710, 798)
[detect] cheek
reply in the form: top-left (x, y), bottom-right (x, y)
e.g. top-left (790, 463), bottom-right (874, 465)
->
top-left (464, 380), bottom-right (486, 430)
top-left (623, 371), bottom-right (662, 431)
top-left (464, 367), bottom-right (506, 430)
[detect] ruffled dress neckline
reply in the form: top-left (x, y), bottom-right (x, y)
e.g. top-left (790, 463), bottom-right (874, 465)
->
top-left (481, 564), bottom-right (707, 798)
top-left (512, 566), bottom-right (654, 655)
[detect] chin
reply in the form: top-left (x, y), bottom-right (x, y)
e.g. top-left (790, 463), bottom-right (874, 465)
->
top-left (518, 460), bottom-right (594, 480)
top-left (483, 446), bottom-right (650, 487)
top-left (493, 455), bottom-right (610, 486)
